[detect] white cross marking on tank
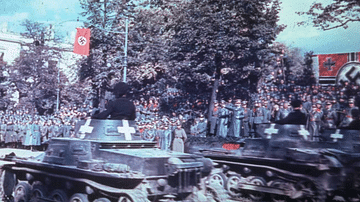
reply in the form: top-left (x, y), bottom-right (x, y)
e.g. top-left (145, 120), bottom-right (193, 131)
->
top-left (264, 124), bottom-right (278, 139)
top-left (118, 120), bottom-right (136, 141)
top-left (298, 125), bottom-right (310, 141)
top-left (79, 119), bottom-right (93, 139)
top-left (330, 129), bottom-right (343, 142)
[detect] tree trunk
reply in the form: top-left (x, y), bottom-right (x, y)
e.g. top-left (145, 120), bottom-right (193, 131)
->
top-left (207, 77), bottom-right (220, 120)
top-left (207, 53), bottom-right (222, 120)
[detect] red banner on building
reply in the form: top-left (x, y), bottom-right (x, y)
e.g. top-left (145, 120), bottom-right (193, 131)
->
top-left (318, 53), bottom-right (348, 77)
top-left (73, 28), bottom-right (91, 56)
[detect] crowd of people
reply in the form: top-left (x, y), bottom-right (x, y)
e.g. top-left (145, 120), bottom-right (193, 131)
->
top-left (0, 104), bottom-right (93, 150)
top-left (203, 80), bottom-right (360, 141)
top-left (134, 75), bottom-right (360, 149)
top-left (0, 73), bottom-right (359, 152)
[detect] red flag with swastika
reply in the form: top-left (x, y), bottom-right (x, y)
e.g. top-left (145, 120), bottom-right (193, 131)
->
top-left (73, 28), bottom-right (91, 56)
top-left (318, 53), bottom-right (348, 77)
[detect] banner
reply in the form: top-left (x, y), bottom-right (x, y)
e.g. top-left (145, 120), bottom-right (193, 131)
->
top-left (73, 28), bottom-right (91, 56)
top-left (318, 53), bottom-right (348, 77)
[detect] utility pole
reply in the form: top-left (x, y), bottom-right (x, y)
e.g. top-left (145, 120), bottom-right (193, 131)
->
top-left (123, 17), bottom-right (128, 83)
top-left (56, 58), bottom-right (61, 111)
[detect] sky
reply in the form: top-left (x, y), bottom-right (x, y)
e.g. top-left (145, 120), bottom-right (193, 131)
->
top-left (0, 0), bottom-right (359, 55)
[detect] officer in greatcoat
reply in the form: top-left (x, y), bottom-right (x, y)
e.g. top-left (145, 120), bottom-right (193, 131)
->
top-left (227, 99), bottom-right (244, 138)
top-left (216, 100), bottom-right (230, 138)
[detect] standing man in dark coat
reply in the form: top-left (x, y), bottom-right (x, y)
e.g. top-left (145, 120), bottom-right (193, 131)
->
top-left (92, 82), bottom-right (136, 120)
top-left (275, 100), bottom-right (307, 125)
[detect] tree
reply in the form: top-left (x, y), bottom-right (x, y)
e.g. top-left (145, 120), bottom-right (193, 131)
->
top-left (166, 0), bottom-right (285, 117)
top-left (79, 0), bottom-right (136, 108)
top-left (78, 0), bottom-right (284, 114)
top-left (297, 0), bottom-right (360, 30)
top-left (8, 20), bottom-right (82, 114)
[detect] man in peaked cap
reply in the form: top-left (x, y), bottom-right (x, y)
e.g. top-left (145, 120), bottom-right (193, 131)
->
top-left (92, 82), bottom-right (136, 120)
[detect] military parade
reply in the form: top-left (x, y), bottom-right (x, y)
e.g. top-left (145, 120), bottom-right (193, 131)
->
top-left (1, 0), bottom-right (360, 201)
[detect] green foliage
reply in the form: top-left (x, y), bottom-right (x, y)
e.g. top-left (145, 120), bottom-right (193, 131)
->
top-left (297, 0), bottom-right (360, 30)
top-left (78, 0), bottom-right (284, 102)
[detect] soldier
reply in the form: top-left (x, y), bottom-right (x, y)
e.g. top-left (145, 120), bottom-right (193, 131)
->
top-left (155, 124), bottom-right (164, 148)
top-left (339, 98), bottom-right (359, 127)
top-left (5, 118), bottom-right (16, 148)
top-left (321, 101), bottom-right (337, 130)
top-left (252, 100), bottom-right (264, 133)
top-left (190, 118), bottom-right (199, 136)
top-left (197, 114), bottom-right (207, 137)
top-left (17, 120), bottom-right (27, 149)
top-left (216, 100), bottom-right (230, 138)
top-left (158, 124), bottom-right (170, 151)
top-left (275, 100), bottom-right (307, 125)
top-left (277, 101), bottom-right (291, 120)
top-left (24, 119), bottom-right (33, 149)
top-left (92, 82), bottom-right (136, 120)
top-left (262, 100), bottom-right (271, 123)
top-left (172, 123), bottom-right (187, 153)
top-left (228, 99), bottom-right (244, 138)
top-left (242, 101), bottom-right (252, 137)
top-left (302, 95), bottom-right (312, 114)
top-left (31, 120), bottom-right (41, 151)
top-left (308, 104), bottom-right (322, 141)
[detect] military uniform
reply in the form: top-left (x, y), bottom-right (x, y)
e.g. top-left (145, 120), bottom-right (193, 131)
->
top-left (216, 102), bottom-right (230, 138)
top-left (227, 100), bottom-right (244, 138)
top-left (321, 102), bottom-right (337, 129)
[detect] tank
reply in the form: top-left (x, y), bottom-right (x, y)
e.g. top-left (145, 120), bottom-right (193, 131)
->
top-left (185, 123), bottom-right (360, 202)
top-left (0, 119), bottom-right (216, 202)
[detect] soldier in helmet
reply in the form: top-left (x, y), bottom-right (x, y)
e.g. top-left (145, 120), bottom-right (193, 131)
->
top-left (197, 114), bottom-right (207, 137)
top-left (339, 98), bottom-right (359, 127)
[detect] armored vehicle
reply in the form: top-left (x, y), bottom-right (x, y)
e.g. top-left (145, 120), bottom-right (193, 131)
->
top-left (186, 124), bottom-right (360, 202)
top-left (0, 119), bottom-right (215, 202)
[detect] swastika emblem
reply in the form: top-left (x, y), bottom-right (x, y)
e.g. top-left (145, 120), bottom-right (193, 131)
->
top-left (78, 36), bottom-right (87, 46)
top-left (337, 62), bottom-right (360, 86)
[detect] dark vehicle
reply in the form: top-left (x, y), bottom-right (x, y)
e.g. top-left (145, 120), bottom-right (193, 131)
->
top-left (186, 124), bottom-right (360, 202)
top-left (0, 119), bottom-right (215, 202)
